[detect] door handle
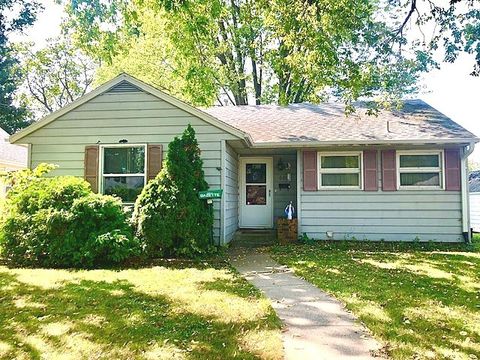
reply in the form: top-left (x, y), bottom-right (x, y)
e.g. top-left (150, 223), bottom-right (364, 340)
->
top-left (269, 189), bottom-right (271, 197)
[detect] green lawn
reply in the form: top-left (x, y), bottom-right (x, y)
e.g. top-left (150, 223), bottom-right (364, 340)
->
top-left (272, 239), bottom-right (480, 360)
top-left (0, 260), bottom-right (282, 360)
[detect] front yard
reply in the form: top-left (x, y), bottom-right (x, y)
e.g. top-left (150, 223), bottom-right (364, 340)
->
top-left (0, 260), bottom-right (282, 360)
top-left (272, 239), bottom-right (480, 360)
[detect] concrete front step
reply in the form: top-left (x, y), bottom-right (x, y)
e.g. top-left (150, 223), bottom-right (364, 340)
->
top-left (230, 229), bottom-right (277, 248)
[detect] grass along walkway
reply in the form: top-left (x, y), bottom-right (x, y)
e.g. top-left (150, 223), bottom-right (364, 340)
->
top-left (272, 240), bottom-right (480, 360)
top-left (0, 261), bottom-right (282, 360)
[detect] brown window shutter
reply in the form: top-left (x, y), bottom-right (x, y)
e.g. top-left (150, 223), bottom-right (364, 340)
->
top-left (84, 145), bottom-right (99, 193)
top-left (303, 151), bottom-right (317, 191)
top-left (363, 150), bottom-right (378, 191)
top-left (445, 148), bottom-right (461, 191)
top-left (147, 144), bottom-right (163, 181)
top-left (381, 150), bottom-right (397, 191)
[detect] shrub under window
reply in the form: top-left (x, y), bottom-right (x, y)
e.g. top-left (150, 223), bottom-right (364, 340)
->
top-left (0, 164), bottom-right (140, 268)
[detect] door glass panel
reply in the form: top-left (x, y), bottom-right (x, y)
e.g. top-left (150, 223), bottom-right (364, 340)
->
top-left (246, 185), bottom-right (266, 205)
top-left (246, 163), bottom-right (266, 183)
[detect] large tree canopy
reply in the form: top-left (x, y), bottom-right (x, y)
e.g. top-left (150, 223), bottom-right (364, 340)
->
top-left (0, 0), bottom-right (42, 134)
top-left (62, 0), bottom-right (479, 108)
top-left (393, 0), bottom-right (480, 75)
top-left (16, 38), bottom-right (97, 117)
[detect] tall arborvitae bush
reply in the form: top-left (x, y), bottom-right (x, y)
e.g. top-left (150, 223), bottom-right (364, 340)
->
top-left (133, 125), bottom-right (214, 257)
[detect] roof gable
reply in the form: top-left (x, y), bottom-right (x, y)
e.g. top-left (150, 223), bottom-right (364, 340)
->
top-left (107, 80), bottom-right (143, 93)
top-left (10, 74), bottom-right (249, 144)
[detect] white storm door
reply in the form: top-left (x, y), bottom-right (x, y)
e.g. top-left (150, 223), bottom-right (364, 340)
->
top-left (239, 157), bottom-right (273, 228)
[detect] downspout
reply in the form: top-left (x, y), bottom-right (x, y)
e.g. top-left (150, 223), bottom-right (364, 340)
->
top-left (461, 142), bottom-right (475, 243)
top-left (27, 144), bottom-right (32, 169)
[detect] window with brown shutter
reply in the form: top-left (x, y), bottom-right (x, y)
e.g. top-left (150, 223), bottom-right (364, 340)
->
top-left (445, 148), bottom-right (461, 191)
top-left (317, 152), bottom-right (362, 189)
top-left (381, 150), bottom-right (397, 191)
top-left (363, 150), bottom-right (378, 191)
top-left (303, 151), bottom-right (317, 191)
top-left (84, 145), bottom-right (99, 193)
top-left (397, 150), bottom-right (443, 190)
top-left (147, 144), bottom-right (163, 181)
top-left (101, 144), bottom-right (146, 203)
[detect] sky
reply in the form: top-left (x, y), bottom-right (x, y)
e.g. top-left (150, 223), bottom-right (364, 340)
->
top-left (12, 0), bottom-right (480, 161)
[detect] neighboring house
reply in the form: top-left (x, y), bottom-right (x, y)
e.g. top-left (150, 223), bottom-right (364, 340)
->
top-left (10, 73), bottom-right (479, 243)
top-left (469, 170), bottom-right (480, 232)
top-left (0, 128), bottom-right (27, 197)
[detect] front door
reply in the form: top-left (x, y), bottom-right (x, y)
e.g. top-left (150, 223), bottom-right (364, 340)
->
top-left (239, 157), bottom-right (273, 228)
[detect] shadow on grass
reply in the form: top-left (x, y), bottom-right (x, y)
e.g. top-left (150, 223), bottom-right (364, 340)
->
top-left (272, 241), bottom-right (480, 359)
top-left (198, 277), bottom-right (262, 299)
top-left (0, 264), bottom-right (282, 359)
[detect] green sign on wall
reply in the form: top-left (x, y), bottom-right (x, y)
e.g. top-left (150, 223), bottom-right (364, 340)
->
top-left (198, 189), bottom-right (223, 199)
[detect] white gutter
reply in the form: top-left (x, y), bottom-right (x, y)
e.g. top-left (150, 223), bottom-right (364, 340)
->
top-left (461, 142), bottom-right (475, 243)
top-left (250, 138), bottom-right (479, 148)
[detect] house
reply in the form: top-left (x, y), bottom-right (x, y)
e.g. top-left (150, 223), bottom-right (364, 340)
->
top-left (0, 128), bottom-right (27, 197)
top-left (9, 73), bottom-right (479, 243)
top-left (469, 170), bottom-right (480, 232)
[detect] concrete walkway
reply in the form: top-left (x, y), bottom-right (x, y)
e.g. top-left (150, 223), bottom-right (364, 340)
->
top-left (229, 248), bottom-right (385, 359)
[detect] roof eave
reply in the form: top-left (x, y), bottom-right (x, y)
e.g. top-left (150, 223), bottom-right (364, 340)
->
top-left (249, 138), bottom-right (480, 148)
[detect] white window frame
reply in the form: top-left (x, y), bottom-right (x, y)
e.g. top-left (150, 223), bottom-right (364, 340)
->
top-left (396, 150), bottom-right (444, 190)
top-left (317, 151), bottom-right (363, 190)
top-left (99, 143), bottom-right (148, 203)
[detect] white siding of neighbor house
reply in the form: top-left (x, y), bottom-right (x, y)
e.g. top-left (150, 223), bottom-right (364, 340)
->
top-left (469, 193), bottom-right (480, 232)
top-left (223, 143), bottom-right (239, 243)
top-left (21, 87), bottom-right (239, 243)
top-left (299, 149), bottom-right (464, 242)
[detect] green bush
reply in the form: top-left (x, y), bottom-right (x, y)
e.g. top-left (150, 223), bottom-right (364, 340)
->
top-left (133, 125), bottom-right (214, 258)
top-left (0, 164), bottom-right (140, 268)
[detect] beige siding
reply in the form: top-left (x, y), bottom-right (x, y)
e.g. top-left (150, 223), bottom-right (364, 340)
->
top-left (23, 89), bottom-right (239, 243)
top-left (299, 149), bottom-right (464, 242)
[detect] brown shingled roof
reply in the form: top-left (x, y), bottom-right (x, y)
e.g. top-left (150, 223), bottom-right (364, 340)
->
top-left (204, 100), bottom-right (477, 146)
